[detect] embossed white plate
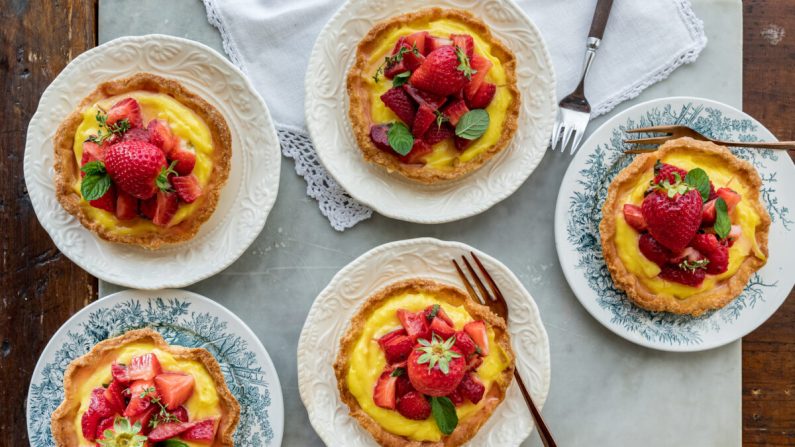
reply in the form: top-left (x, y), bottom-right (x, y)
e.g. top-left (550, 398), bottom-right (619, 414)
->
top-left (297, 237), bottom-right (550, 446)
top-left (555, 97), bottom-right (795, 352)
top-left (27, 289), bottom-right (284, 446)
top-left (305, 0), bottom-right (556, 223)
top-left (23, 34), bottom-right (280, 289)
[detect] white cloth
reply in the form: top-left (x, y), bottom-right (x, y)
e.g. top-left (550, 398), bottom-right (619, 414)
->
top-left (202, 0), bottom-right (707, 230)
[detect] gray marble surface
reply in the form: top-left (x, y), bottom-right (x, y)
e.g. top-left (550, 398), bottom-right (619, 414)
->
top-left (99, 0), bottom-right (743, 445)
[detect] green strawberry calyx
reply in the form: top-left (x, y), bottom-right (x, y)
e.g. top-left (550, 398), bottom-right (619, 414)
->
top-left (655, 172), bottom-right (694, 199)
top-left (155, 160), bottom-right (179, 192)
top-left (679, 258), bottom-right (710, 272)
top-left (416, 334), bottom-right (461, 374)
top-left (96, 417), bottom-right (147, 447)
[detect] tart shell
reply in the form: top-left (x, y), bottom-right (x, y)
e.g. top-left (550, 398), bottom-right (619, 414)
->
top-left (346, 8), bottom-right (521, 184)
top-left (333, 278), bottom-right (515, 447)
top-left (53, 73), bottom-right (232, 249)
top-left (50, 328), bottom-right (240, 447)
top-left (599, 137), bottom-right (771, 316)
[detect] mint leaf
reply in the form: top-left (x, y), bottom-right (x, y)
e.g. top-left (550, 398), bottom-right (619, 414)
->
top-left (392, 72), bottom-right (410, 87)
top-left (81, 172), bottom-right (111, 201)
top-left (685, 168), bottom-right (711, 202)
top-left (80, 160), bottom-right (106, 176)
top-left (430, 396), bottom-right (458, 435)
top-left (455, 109), bottom-right (489, 140)
top-left (714, 197), bottom-right (731, 239)
top-left (387, 123), bottom-right (414, 156)
top-left (160, 440), bottom-right (189, 447)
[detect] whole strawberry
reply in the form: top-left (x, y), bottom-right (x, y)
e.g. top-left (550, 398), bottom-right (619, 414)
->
top-left (104, 140), bottom-right (169, 200)
top-left (407, 334), bottom-right (465, 397)
top-left (641, 180), bottom-right (703, 252)
top-left (409, 46), bottom-right (471, 96)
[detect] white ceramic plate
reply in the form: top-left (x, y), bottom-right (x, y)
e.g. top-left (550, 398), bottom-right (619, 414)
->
top-left (26, 289), bottom-right (284, 446)
top-left (297, 237), bottom-right (550, 446)
top-left (554, 97), bottom-right (795, 352)
top-left (305, 0), bottom-right (556, 223)
top-left (24, 34), bottom-right (280, 289)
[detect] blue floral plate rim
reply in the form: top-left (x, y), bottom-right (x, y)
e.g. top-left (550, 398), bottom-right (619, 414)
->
top-left (554, 96), bottom-right (795, 352)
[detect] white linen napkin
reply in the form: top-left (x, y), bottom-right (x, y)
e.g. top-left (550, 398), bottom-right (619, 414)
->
top-left (202, 0), bottom-right (706, 230)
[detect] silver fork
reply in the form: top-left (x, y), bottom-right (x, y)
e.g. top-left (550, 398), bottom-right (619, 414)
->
top-left (550, 0), bottom-right (614, 153)
top-left (452, 252), bottom-right (557, 447)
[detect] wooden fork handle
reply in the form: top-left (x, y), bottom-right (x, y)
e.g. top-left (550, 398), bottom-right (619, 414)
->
top-left (588, 0), bottom-right (614, 40)
top-left (514, 369), bottom-right (557, 447)
top-left (714, 140), bottom-right (795, 150)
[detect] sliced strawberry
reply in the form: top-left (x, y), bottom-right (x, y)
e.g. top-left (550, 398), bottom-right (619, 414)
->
top-left (139, 196), bottom-right (157, 220)
top-left (89, 184), bottom-right (116, 213)
top-left (111, 362), bottom-right (130, 384)
top-left (638, 233), bottom-right (673, 267)
top-left (378, 328), bottom-right (408, 346)
top-left (463, 321), bottom-right (489, 356)
top-left (454, 331), bottom-right (478, 357)
top-left (423, 123), bottom-right (455, 145)
top-left (169, 141), bottom-right (196, 176)
top-left (668, 246), bottom-right (704, 265)
top-left (702, 198), bottom-right (717, 225)
top-left (122, 127), bottom-right (151, 142)
top-left (396, 391), bottom-right (432, 420)
top-left (147, 119), bottom-right (176, 154)
top-left (403, 84), bottom-right (447, 110)
top-left (659, 265), bottom-right (706, 287)
top-left (395, 371), bottom-right (414, 398)
top-left (447, 388), bottom-right (465, 406)
top-left (409, 46), bottom-right (470, 96)
top-left (466, 82), bottom-right (496, 109)
top-left (399, 139), bottom-right (432, 165)
top-left (369, 124), bottom-right (392, 152)
top-left (103, 380), bottom-right (127, 415)
top-left (716, 187), bottom-right (741, 212)
top-left (152, 190), bottom-right (179, 227)
top-left (380, 87), bottom-right (416, 126)
top-left (128, 405), bottom-right (157, 434)
top-left (172, 175), bottom-right (202, 203)
top-left (622, 204), bottom-right (647, 231)
top-left (173, 406), bottom-right (190, 423)
top-left (450, 34), bottom-right (474, 60)
top-left (391, 36), bottom-right (408, 54)
top-left (95, 417), bottom-right (116, 440)
top-left (424, 304), bottom-right (454, 326)
top-left (396, 309), bottom-right (430, 341)
top-left (124, 379), bottom-right (156, 418)
top-left (180, 419), bottom-right (217, 444)
top-left (155, 372), bottom-right (196, 410)
top-left (115, 190), bottom-right (138, 220)
top-left (81, 140), bottom-right (107, 168)
top-left (81, 388), bottom-right (115, 441)
top-left (426, 36), bottom-right (453, 54)
top-left (405, 31), bottom-right (429, 54)
top-left (412, 103), bottom-right (436, 137)
top-left (381, 334), bottom-right (414, 364)
top-left (385, 60), bottom-right (408, 80)
top-left (429, 317), bottom-right (456, 340)
top-left (106, 98), bottom-right (143, 128)
top-left (373, 369), bottom-right (399, 409)
top-left (652, 162), bottom-right (687, 185)
top-left (443, 99), bottom-right (469, 126)
top-left (691, 233), bottom-right (729, 274)
top-left (457, 373), bottom-right (485, 404)
top-left (128, 353), bottom-right (162, 381)
top-left (403, 50), bottom-right (425, 72)
top-left (148, 421), bottom-right (196, 442)
top-left (464, 54), bottom-right (493, 99)
top-left (466, 355), bottom-right (483, 372)
top-left (454, 136), bottom-right (471, 151)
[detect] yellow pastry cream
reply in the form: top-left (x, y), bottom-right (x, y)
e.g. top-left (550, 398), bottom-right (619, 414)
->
top-left (613, 152), bottom-right (766, 298)
top-left (72, 343), bottom-right (220, 447)
top-left (71, 91), bottom-right (214, 235)
top-left (364, 18), bottom-right (515, 169)
top-left (345, 291), bottom-right (511, 442)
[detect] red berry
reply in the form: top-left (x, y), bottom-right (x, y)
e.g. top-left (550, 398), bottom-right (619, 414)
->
top-left (691, 233), bottom-right (729, 274)
top-left (402, 84), bottom-right (447, 110)
top-left (115, 190), bottom-right (138, 220)
top-left (412, 103), bottom-right (436, 138)
top-left (373, 369), bottom-right (399, 409)
top-left (180, 419), bottom-right (217, 443)
top-left (641, 189), bottom-right (702, 252)
top-left (407, 343), bottom-right (466, 397)
top-left (152, 190), bottom-right (179, 227)
top-left (399, 139), bottom-right (432, 165)
top-left (380, 333), bottom-right (414, 364)
top-left (81, 388), bottom-right (115, 441)
top-left (396, 391), bottom-right (432, 420)
top-left (659, 264), bottom-right (706, 287)
top-left (121, 127), bottom-right (151, 143)
top-left (369, 124), bottom-right (392, 152)
top-left (463, 321), bottom-right (489, 356)
top-left (425, 36), bottom-right (453, 54)
top-left (457, 373), bottom-right (485, 404)
top-left (450, 34), bottom-right (474, 60)
top-left (155, 372), bottom-right (195, 410)
top-left (701, 198), bottom-right (717, 225)
top-left (169, 141), bottom-right (197, 176)
top-left (172, 175), bottom-right (203, 203)
top-left (622, 204), bottom-right (647, 232)
top-left (409, 46), bottom-right (470, 96)
top-left (397, 309), bottom-right (431, 341)
top-left (148, 421), bottom-right (195, 442)
top-left (104, 140), bottom-right (167, 200)
top-left (716, 187), bottom-right (741, 212)
top-left (380, 87), bottom-right (416, 126)
top-left (147, 119), bottom-right (176, 154)
top-left (128, 353), bottom-right (162, 381)
top-left (453, 331), bottom-right (478, 357)
top-left (466, 82), bottom-right (496, 109)
top-left (429, 317), bottom-right (456, 340)
top-left (422, 123), bottom-right (455, 145)
top-left (443, 99), bottom-right (469, 126)
top-left (106, 98), bottom-right (143, 128)
top-left (653, 162), bottom-right (687, 185)
top-left (638, 233), bottom-right (673, 267)
top-left (464, 55), bottom-right (492, 99)
top-left (89, 184), bottom-right (116, 213)
top-left (395, 372), bottom-right (415, 398)
top-left (405, 32), bottom-right (429, 54)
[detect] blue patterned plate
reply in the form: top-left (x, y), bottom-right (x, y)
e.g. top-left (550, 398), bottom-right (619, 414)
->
top-left (554, 97), bottom-right (795, 352)
top-left (27, 289), bottom-right (284, 445)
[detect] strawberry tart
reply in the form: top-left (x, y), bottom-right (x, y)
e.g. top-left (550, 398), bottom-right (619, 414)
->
top-left (53, 73), bottom-right (232, 249)
top-left (600, 137), bottom-right (770, 316)
top-left (334, 279), bottom-right (514, 446)
top-left (347, 8), bottom-right (520, 183)
top-left (50, 328), bottom-right (240, 447)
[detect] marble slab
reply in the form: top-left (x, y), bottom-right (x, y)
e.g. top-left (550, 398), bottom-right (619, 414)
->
top-left (99, 0), bottom-right (743, 445)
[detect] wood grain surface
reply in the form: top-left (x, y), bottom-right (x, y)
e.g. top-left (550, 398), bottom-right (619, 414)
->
top-left (0, 0), bottom-right (792, 445)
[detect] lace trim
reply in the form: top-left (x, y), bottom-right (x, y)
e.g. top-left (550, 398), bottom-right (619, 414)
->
top-left (592, 0), bottom-right (707, 117)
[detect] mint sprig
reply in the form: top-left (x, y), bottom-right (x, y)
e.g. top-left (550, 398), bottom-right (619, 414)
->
top-left (88, 109), bottom-right (130, 145)
top-left (714, 198), bottom-right (731, 239)
top-left (455, 109), bottom-right (489, 140)
top-left (387, 123), bottom-right (414, 156)
top-left (430, 396), bottom-right (458, 435)
top-left (80, 161), bottom-right (111, 201)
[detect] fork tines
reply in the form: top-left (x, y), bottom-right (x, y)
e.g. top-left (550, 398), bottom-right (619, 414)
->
top-left (452, 252), bottom-right (503, 305)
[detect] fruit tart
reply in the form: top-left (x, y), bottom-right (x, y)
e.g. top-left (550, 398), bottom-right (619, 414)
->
top-left (347, 8), bottom-right (520, 183)
top-left (51, 328), bottom-right (240, 446)
top-left (600, 137), bottom-right (770, 316)
top-left (334, 279), bottom-right (515, 446)
top-left (53, 73), bottom-right (232, 249)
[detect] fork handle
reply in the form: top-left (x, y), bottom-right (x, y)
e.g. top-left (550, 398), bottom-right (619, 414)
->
top-left (515, 369), bottom-right (557, 447)
top-left (589, 0), bottom-right (615, 40)
top-left (713, 140), bottom-right (795, 150)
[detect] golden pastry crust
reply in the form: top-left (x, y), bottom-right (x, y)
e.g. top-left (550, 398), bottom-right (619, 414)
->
top-left (333, 278), bottom-right (515, 447)
top-left (599, 137), bottom-right (771, 316)
top-left (50, 328), bottom-right (240, 447)
top-left (53, 73), bottom-right (232, 249)
top-left (347, 8), bottom-right (520, 184)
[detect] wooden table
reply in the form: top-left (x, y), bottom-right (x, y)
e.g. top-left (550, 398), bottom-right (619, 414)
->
top-left (1, 1), bottom-right (792, 445)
